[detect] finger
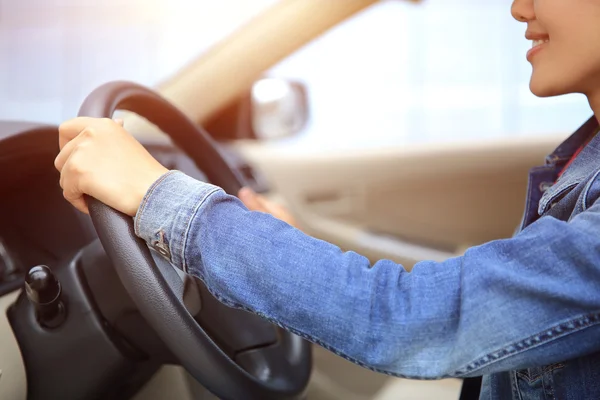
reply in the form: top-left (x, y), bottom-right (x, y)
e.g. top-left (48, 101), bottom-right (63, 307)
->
top-left (259, 196), bottom-right (289, 220)
top-left (55, 131), bottom-right (85, 172)
top-left (254, 193), bottom-right (274, 212)
top-left (64, 191), bottom-right (89, 214)
top-left (58, 139), bottom-right (93, 214)
top-left (58, 117), bottom-right (90, 149)
top-left (264, 200), bottom-right (287, 216)
top-left (255, 194), bottom-right (297, 227)
top-left (238, 187), bottom-right (267, 212)
top-left (252, 193), bottom-right (285, 217)
top-left (58, 117), bottom-right (110, 149)
top-left (60, 167), bottom-right (89, 214)
top-left (113, 118), bottom-right (124, 126)
top-left (54, 125), bottom-right (100, 172)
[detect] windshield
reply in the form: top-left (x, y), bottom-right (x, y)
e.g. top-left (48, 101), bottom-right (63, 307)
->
top-left (0, 0), bottom-right (278, 124)
top-left (1, 0), bottom-right (591, 149)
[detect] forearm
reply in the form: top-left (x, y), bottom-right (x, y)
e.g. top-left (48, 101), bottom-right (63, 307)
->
top-left (135, 172), bottom-right (466, 377)
top-left (136, 171), bottom-right (600, 379)
top-left (187, 190), bottom-right (465, 378)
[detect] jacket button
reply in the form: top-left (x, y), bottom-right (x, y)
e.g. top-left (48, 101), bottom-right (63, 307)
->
top-left (155, 246), bottom-right (170, 258)
top-left (152, 242), bottom-right (171, 260)
top-left (152, 230), bottom-right (171, 260)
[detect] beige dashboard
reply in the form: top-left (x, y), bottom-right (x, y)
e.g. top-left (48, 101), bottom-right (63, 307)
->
top-left (0, 290), bottom-right (26, 400)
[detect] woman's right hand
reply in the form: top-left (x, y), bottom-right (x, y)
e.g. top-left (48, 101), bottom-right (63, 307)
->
top-left (238, 187), bottom-right (299, 229)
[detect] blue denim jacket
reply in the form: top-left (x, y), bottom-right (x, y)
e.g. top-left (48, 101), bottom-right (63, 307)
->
top-left (135, 117), bottom-right (600, 400)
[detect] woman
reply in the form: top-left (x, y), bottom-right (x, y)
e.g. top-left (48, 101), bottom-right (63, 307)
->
top-left (54, 0), bottom-right (600, 398)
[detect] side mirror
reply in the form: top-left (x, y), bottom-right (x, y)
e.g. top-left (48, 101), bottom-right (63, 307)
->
top-left (204, 78), bottom-right (309, 142)
top-left (250, 78), bottom-right (308, 140)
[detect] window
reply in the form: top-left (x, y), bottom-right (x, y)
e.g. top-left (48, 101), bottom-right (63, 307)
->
top-left (0, 0), bottom-right (278, 123)
top-left (268, 0), bottom-right (591, 150)
top-left (1, 0), bottom-right (591, 150)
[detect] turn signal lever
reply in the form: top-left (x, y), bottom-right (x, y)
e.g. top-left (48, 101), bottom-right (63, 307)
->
top-left (25, 265), bottom-right (66, 328)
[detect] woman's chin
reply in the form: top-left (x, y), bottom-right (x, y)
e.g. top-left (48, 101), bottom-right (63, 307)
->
top-left (529, 74), bottom-right (572, 98)
top-left (530, 82), bottom-right (558, 98)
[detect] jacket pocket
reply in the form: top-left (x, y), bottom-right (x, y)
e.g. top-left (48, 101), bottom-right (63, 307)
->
top-left (514, 363), bottom-right (565, 400)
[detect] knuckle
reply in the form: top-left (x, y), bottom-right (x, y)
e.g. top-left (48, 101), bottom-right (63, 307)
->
top-left (66, 153), bottom-right (86, 176)
top-left (81, 127), bottom-right (96, 139)
top-left (73, 141), bottom-right (90, 155)
top-left (64, 161), bottom-right (79, 176)
top-left (70, 162), bottom-right (86, 177)
top-left (62, 188), bottom-right (80, 204)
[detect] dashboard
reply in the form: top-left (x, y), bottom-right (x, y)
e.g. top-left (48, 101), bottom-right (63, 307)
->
top-left (0, 121), bottom-right (265, 297)
top-left (0, 120), bottom-right (269, 400)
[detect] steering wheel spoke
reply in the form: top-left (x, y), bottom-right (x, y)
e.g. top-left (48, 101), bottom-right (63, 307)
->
top-left (152, 256), bottom-right (201, 316)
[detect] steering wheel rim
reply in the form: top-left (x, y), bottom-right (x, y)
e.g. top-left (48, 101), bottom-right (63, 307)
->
top-left (78, 81), bottom-right (311, 399)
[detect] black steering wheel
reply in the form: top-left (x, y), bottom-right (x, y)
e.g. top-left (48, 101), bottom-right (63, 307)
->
top-left (78, 81), bottom-right (312, 399)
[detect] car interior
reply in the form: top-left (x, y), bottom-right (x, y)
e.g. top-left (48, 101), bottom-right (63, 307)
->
top-left (0, 0), bottom-right (592, 399)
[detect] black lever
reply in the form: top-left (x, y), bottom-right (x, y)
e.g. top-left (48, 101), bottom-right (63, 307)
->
top-left (25, 265), bottom-right (66, 328)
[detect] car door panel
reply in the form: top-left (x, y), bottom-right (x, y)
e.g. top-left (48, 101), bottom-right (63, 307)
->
top-left (237, 135), bottom-right (563, 269)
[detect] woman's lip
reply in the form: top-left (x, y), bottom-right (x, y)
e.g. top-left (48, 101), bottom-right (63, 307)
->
top-left (527, 42), bottom-right (547, 62)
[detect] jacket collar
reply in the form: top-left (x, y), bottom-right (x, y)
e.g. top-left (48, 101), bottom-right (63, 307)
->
top-left (538, 116), bottom-right (600, 215)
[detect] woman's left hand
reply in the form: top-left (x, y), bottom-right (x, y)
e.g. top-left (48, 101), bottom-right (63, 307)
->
top-left (238, 187), bottom-right (299, 229)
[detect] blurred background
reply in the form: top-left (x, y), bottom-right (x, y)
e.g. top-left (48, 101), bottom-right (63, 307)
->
top-left (0, 0), bottom-right (592, 150)
top-left (0, 1), bottom-right (594, 399)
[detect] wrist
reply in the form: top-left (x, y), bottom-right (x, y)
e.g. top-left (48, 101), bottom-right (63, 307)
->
top-left (128, 166), bottom-right (170, 217)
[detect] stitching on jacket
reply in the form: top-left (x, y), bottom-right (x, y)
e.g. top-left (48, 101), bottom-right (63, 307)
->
top-left (189, 271), bottom-right (445, 380)
top-left (515, 363), bottom-right (563, 383)
top-left (539, 182), bottom-right (579, 215)
top-left (187, 262), bottom-right (600, 380)
top-left (454, 313), bottom-right (600, 376)
top-left (180, 187), bottom-right (221, 274)
top-left (134, 170), bottom-right (178, 235)
top-left (581, 168), bottom-right (600, 211)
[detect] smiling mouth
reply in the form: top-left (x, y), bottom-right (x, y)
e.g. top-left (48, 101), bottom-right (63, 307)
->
top-left (527, 38), bottom-right (549, 62)
top-left (532, 39), bottom-right (549, 49)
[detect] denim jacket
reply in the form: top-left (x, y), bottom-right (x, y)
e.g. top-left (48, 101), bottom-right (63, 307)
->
top-left (134, 117), bottom-right (600, 400)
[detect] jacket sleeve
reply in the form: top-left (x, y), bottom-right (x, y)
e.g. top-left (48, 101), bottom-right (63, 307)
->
top-left (135, 171), bottom-right (600, 379)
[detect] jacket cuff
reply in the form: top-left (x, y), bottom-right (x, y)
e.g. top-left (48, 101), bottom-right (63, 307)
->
top-left (134, 170), bottom-right (221, 271)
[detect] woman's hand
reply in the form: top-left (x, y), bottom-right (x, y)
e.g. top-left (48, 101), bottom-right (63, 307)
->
top-left (55, 116), bottom-right (299, 227)
top-left (238, 187), bottom-right (299, 229)
top-left (55, 117), bottom-right (168, 216)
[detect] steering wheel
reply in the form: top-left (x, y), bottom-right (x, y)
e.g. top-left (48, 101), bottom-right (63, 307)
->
top-left (78, 81), bottom-right (312, 399)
